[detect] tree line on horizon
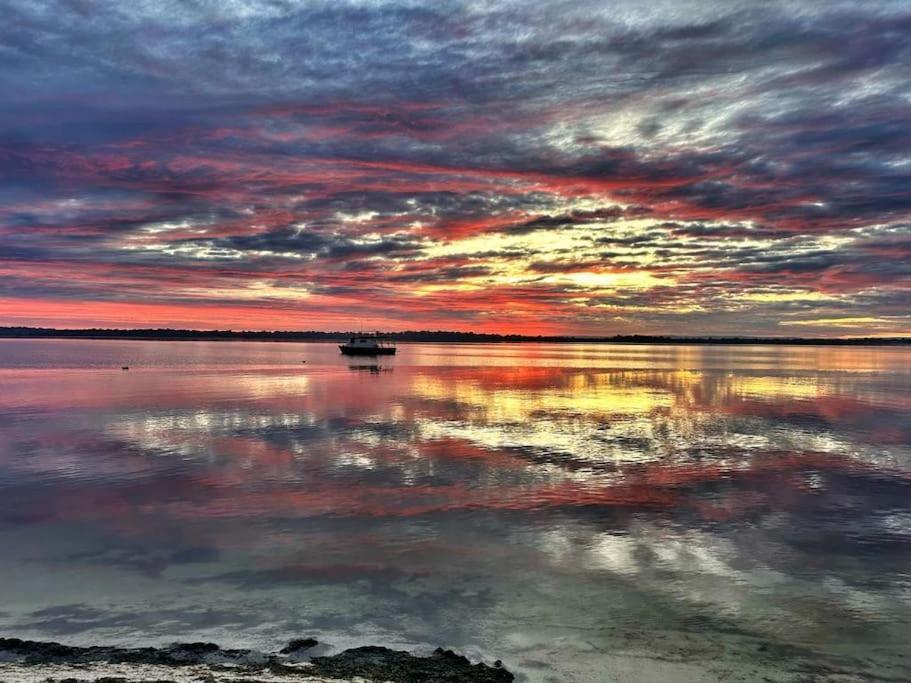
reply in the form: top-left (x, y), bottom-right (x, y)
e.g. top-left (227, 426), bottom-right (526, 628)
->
top-left (0, 326), bottom-right (908, 345)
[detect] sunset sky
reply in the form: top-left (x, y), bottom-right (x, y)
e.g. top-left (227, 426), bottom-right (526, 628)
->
top-left (2, 0), bottom-right (910, 335)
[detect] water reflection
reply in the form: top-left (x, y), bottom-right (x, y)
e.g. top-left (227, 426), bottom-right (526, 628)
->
top-left (1, 340), bottom-right (910, 681)
top-left (349, 364), bottom-right (392, 374)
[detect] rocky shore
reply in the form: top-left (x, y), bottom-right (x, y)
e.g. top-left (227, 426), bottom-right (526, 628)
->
top-left (0, 637), bottom-right (513, 682)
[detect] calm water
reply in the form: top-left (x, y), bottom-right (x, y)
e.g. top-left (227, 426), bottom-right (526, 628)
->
top-left (1, 339), bottom-right (911, 681)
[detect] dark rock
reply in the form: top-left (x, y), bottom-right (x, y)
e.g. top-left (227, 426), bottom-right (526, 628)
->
top-left (0, 637), bottom-right (514, 682)
top-left (0, 637), bottom-right (83, 662)
top-left (0, 637), bottom-right (261, 667)
top-left (279, 637), bottom-right (319, 654)
top-left (171, 641), bottom-right (220, 653)
top-left (310, 645), bottom-right (514, 682)
top-left (165, 642), bottom-right (220, 658)
top-left (433, 648), bottom-right (471, 665)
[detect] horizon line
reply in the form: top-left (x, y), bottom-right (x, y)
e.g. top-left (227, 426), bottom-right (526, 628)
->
top-left (1, 326), bottom-right (909, 345)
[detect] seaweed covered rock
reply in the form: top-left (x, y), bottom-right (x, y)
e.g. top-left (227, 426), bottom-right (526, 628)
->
top-left (0, 637), bottom-right (514, 682)
top-left (0, 638), bottom-right (83, 663)
top-left (280, 637), bottom-right (319, 654)
top-left (309, 645), bottom-right (514, 682)
top-left (0, 638), bottom-right (264, 667)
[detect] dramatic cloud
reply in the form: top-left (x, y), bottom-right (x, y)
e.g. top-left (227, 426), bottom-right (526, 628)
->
top-left (1, 0), bottom-right (910, 334)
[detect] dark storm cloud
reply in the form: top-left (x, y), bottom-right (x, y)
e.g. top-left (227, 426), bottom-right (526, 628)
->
top-left (189, 227), bottom-right (425, 260)
top-left (389, 265), bottom-right (493, 283)
top-left (503, 205), bottom-right (654, 235)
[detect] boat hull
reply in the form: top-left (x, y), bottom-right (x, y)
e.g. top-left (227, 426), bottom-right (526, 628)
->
top-left (339, 345), bottom-right (396, 356)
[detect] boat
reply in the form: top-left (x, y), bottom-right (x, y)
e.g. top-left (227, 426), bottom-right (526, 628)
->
top-left (339, 333), bottom-right (396, 356)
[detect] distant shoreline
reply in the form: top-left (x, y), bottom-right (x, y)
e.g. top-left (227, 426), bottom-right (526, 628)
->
top-left (1, 327), bottom-right (909, 346)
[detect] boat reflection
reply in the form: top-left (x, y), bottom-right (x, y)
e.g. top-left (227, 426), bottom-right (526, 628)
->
top-left (348, 364), bottom-right (393, 374)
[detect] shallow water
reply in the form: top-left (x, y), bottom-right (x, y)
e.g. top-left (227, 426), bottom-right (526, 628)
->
top-left (1, 339), bottom-right (910, 681)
